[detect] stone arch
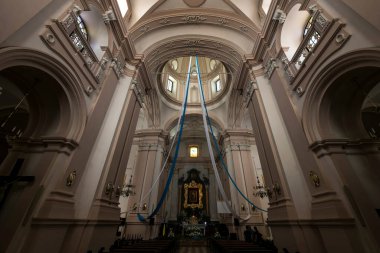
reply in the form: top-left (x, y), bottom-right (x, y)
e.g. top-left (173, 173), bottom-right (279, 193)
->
top-left (163, 111), bottom-right (225, 133)
top-left (0, 47), bottom-right (87, 142)
top-left (142, 36), bottom-right (244, 113)
top-left (302, 48), bottom-right (380, 246)
top-left (303, 48), bottom-right (380, 142)
top-left (0, 47), bottom-right (88, 251)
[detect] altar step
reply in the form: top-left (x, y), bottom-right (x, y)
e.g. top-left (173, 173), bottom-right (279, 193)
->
top-left (178, 240), bottom-right (209, 253)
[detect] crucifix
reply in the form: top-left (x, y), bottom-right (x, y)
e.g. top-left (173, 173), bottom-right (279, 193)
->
top-left (0, 159), bottom-right (35, 209)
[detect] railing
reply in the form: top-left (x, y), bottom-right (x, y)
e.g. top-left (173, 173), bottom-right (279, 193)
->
top-left (278, 9), bottom-right (330, 88)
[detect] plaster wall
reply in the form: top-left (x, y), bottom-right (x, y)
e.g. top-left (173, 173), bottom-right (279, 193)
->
top-left (289, 0), bottom-right (380, 112)
top-left (255, 74), bottom-right (311, 219)
top-left (76, 75), bottom-right (132, 218)
top-left (0, 0), bottom-right (97, 110)
top-left (134, 26), bottom-right (254, 54)
top-left (0, 0), bottom-right (56, 43)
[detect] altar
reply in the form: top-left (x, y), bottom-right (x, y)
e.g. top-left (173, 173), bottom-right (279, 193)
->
top-left (182, 224), bottom-right (206, 237)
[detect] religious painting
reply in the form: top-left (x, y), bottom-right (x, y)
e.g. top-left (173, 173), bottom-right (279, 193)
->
top-left (184, 180), bottom-right (203, 209)
top-left (188, 188), bottom-right (198, 204)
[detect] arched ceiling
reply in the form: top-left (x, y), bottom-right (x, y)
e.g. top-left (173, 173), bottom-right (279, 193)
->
top-left (122, 0), bottom-right (270, 128)
top-left (128, 0), bottom-right (264, 28)
top-left (159, 56), bottom-right (229, 105)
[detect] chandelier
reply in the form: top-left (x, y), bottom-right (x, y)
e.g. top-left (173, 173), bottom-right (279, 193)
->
top-left (120, 175), bottom-right (136, 197)
top-left (253, 176), bottom-right (272, 199)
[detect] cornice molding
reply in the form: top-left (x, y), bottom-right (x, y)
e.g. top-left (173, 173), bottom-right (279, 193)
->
top-left (309, 139), bottom-right (380, 157)
top-left (128, 9), bottom-right (260, 43)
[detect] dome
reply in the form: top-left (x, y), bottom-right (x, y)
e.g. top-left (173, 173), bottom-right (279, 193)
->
top-left (160, 56), bottom-right (229, 105)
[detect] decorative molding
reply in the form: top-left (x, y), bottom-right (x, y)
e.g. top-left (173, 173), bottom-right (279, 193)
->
top-left (159, 17), bottom-right (171, 25)
top-left (181, 15), bottom-right (207, 23)
top-left (272, 8), bottom-right (286, 24)
top-left (183, 40), bottom-right (206, 47)
top-left (264, 58), bottom-right (278, 78)
top-left (315, 13), bottom-right (329, 31)
top-left (103, 7), bottom-right (117, 24)
top-left (140, 25), bottom-right (150, 33)
top-left (213, 42), bottom-right (222, 48)
top-left (96, 56), bottom-right (109, 83)
top-left (9, 137), bottom-right (78, 155)
top-left (296, 87), bottom-right (304, 96)
top-left (61, 15), bottom-right (74, 31)
top-left (45, 33), bottom-right (56, 44)
top-left (335, 32), bottom-right (348, 44)
top-left (111, 57), bottom-right (125, 78)
top-left (279, 53), bottom-right (295, 83)
top-left (129, 11), bottom-right (258, 42)
top-left (165, 41), bottom-right (176, 48)
top-left (240, 25), bottom-right (248, 32)
top-left (307, 4), bottom-right (319, 14)
top-left (217, 17), bottom-right (229, 25)
top-left (131, 80), bottom-right (145, 105)
top-left (243, 80), bottom-right (257, 104)
top-left (309, 139), bottom-right (380, 157)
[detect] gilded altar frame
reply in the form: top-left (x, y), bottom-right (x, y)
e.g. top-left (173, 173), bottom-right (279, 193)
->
top-left (183, 180), bottom-right (203, 209)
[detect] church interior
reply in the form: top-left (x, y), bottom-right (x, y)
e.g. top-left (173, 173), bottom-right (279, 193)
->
top-left (0, 0), bottom-right (380, 252)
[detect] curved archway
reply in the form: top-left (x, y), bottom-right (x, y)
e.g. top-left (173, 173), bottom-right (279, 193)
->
top-left (0, 47), bottom-right (87, 143)
top-left (0, 48), bottom-right (88, 251)
top-left (303, 48), bottom-right (380, 142)
top-left (163, 112), bottom-right (225, 134)
top-left (302, 48), bottom-right (380, 247)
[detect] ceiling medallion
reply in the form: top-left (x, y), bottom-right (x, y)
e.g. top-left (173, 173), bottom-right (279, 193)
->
top-left (183, 0), bottom-right (206, 7)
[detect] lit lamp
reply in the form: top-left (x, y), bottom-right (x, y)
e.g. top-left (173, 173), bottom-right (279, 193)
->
top-left (253, 176), bottom-right (272, 199)
top-left (121, 175), bottom-right (136, 197)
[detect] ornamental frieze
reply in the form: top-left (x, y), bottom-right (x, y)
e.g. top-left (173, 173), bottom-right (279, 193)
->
top-left (181, 15), bottom-right (207, 23)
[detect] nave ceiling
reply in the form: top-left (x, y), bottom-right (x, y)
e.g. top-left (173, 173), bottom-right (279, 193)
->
top-left (120, 0), bottom-right (269, 130)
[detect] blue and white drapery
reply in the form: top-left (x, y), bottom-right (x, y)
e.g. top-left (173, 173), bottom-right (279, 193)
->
top-left (137, 57), bottom-right (193, 221)
top-left (137, 55), bottom-right (266, 222)
top-left (195, 56), bottom-right (267, 213)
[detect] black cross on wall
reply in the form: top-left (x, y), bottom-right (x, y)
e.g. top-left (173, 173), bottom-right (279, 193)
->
top-left (0, 159), bottom-right (35, 209)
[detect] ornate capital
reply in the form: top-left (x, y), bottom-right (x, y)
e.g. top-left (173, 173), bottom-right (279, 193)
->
top-left (264, 58), bottom-right (278, 78)
top-left (243, 80), bottom-right (257, 104)
top-left (103, 7), bottom-right (116, 24)
top-left (131, 80), bottom-right (145, 105)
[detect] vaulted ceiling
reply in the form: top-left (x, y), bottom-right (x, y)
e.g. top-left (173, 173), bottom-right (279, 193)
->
top-left (119, 0), bottom-right (272, 129)
top-left (128, 0), bottom-right (265, 29)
